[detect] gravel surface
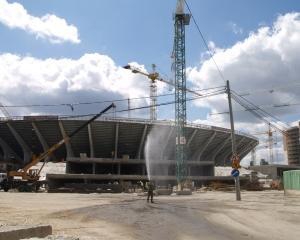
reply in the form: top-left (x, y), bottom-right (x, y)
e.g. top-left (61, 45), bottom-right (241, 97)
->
top-left (1, 191), bottom-right (300, 240)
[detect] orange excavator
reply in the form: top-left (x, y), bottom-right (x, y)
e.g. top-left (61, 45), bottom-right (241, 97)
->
top-left (1, 103), bottom-right (115, 192)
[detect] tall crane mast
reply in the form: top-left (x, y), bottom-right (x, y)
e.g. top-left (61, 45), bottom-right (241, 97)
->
top-left (150, 64), bottom-right (158, 120)
top-left (174, 0), bottom-right (190, 185)
top-left (252, 124), bottom-right (276, 164)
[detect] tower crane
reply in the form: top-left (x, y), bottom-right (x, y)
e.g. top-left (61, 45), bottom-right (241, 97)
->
top-left (124, 0), bottom-right (191, 187)
top-left (251, 123), bottom-right (282, 165)
top-left (124, 64), bottom-right (160, 121)
top-left (173, 0), bottom-right (190, 186)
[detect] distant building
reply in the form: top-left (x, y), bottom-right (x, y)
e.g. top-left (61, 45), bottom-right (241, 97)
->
top-left (250, 164), bottom-right (300, 180)
top-left (284, 124), bottom-right (300, 165)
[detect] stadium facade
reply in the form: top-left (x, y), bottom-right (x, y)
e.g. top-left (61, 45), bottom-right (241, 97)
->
top-left (0, 116), bottom-right (258, 189)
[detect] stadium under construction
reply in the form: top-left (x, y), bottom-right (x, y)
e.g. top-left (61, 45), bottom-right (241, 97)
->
top-left (0, 116), bottom-right (258, 191)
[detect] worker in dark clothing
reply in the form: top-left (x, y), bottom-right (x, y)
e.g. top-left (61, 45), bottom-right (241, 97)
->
top-left (147, 181), bottom-right (155, 203)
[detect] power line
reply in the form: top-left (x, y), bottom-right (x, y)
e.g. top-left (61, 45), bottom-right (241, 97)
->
top-left (1, 89), bottom-right (224, 120)
top-left (57, 89), bottom-right (225, 119)
top-left (210, 101), bottom-right (300, 115)
top-left (230, 93), bottom-right (288, 135)
top-left (231, 91), bottom-right (290, 129)
top-left (1, 85), bottom-right (225, 109)
top-left (237, 81), bottom-right (300, 97)
top-left (184, 0), bottom-right (226, 83)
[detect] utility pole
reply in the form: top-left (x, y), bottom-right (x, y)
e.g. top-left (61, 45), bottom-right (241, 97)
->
top-left (268, 123), bottom-right (274, 164)
top-left (174, 0), bottom-right (190, 188)
top-left (226, 80), bottom-right (241, 201)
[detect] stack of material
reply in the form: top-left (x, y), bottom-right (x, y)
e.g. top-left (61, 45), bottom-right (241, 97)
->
top-left (209, 181), bottom-right (235, 191)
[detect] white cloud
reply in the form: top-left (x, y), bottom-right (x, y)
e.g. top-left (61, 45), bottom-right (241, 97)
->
top-left (228, 22), bottom-right (243, 35)
top-left (189, 12), bottom-right (300, 123)
top-left (0, 0), bottom-right (80, 44)
top-left (0, 53), bottom-right (166, 117)
top-left (189, 13), bottom-right (300, 165)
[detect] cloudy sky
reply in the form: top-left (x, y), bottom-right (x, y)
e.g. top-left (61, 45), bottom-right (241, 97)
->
top-left (0, 0), bottom-right (300, 165)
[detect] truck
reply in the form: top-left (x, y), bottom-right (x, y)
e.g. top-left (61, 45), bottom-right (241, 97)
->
top-left (0, 103), bottom-right (115, 192)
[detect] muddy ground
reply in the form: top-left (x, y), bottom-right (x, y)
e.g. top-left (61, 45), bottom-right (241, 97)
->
top-left (0, 191), bottom-right (299, 240)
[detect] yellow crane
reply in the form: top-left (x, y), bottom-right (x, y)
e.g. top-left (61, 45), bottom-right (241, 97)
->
top-left (123, 64), bottom-right (202, 120)
top-left (1, 103), bottom-right (115, 192)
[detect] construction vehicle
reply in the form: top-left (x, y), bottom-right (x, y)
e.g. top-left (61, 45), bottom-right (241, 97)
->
top-left (0, 103), bottom-right (115, 192)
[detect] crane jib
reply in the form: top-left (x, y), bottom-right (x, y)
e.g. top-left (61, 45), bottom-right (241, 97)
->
top-left (69, 103), bottom-right (115, 138)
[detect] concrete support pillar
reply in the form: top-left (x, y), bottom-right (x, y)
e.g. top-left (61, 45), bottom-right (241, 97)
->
top-left (114, 123), bottom-right (119, 159)
top-left (187, 129), bottom-right (198, 147)
top-left (92, 163), bottom-right (96, 174)
top-left (240, 141), bottom-right (257, 157)
top-left (32, 122), bottom-right (55, 162)
top-left (142, 165), bottom-right (146, 175)
top-left (211, 136), bottom-right (231, 163)
top-left (58, 121), bottom-right (74, 158)
top-left (136, 125), bottom-right (148, 159)
top-left (161, 127), bottom-right (174, 160)
top-left (188, 165), bottom-right (191, 176)
top-left (114, 123), bottom-right (120, 175)
top-left (6, 122), bottom-right (32, 163)
top-left (198, 132), bottom-right (217, 161)
top-left (0, 137), bottom-right (22, 162)
top-left (87, 124), bottom-right (94, 158)
top-left (223, 137), bottom-right (246, 165)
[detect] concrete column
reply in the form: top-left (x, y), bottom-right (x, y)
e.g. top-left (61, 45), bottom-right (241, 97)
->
top-left (142, 165), bottom-right (146, 175)
top-left (92, 163), bottom-right (96, 174)
top-left (136, 125), bottom-right (148, 159)
top-left (187, 129), bottom-right (198, 147)
top-left (223, 137), bottom-right (246, 165)
top-left (87, 124), bottom-right (94, 158)
top-left (114, 123), bottom-right (119, 159)
top-left (211, 136), bottom-right (231, 162)
top-left (58, 121), bottom-right (74, 158)
top-left (6, 122), bottom-right (32, 163)
top-left (114, 123), bottom-right (120, 175)
top-left (0, 137), bottom-right (22, 162)
top-left (240, 141), bottom-right (257, 157)
top-left (198, 132), bottom-right (217, 161)
top-left (161, 127), bottom-right (174, 160)
top-left (32, 122), bottom-right (55, 162)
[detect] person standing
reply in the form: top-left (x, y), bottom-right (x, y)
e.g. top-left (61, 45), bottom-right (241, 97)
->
top-left (147, 181), bottom-right (155, 203)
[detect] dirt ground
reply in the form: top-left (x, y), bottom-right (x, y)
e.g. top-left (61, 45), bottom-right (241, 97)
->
top-left (0, 191), bottom-right (299, 240)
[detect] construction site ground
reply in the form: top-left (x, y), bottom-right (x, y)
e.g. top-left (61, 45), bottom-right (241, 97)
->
top-left (0, 191), bottom-right (299, 240)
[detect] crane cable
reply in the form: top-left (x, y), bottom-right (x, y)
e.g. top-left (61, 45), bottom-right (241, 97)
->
top-left (184, 0), bottom-right (226, 83)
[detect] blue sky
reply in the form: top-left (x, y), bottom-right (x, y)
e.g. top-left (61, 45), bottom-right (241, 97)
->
top-left (1, 0), bottom-right (300, 164)
top-left (1, 0), bottom-right (299, 68)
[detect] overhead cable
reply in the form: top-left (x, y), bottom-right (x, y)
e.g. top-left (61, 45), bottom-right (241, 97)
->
top-left (184, 0), bottom-right (226, 83)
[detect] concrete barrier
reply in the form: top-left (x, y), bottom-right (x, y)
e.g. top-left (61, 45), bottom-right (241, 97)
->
top-left (0, 225), bottom-right (52, 240)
